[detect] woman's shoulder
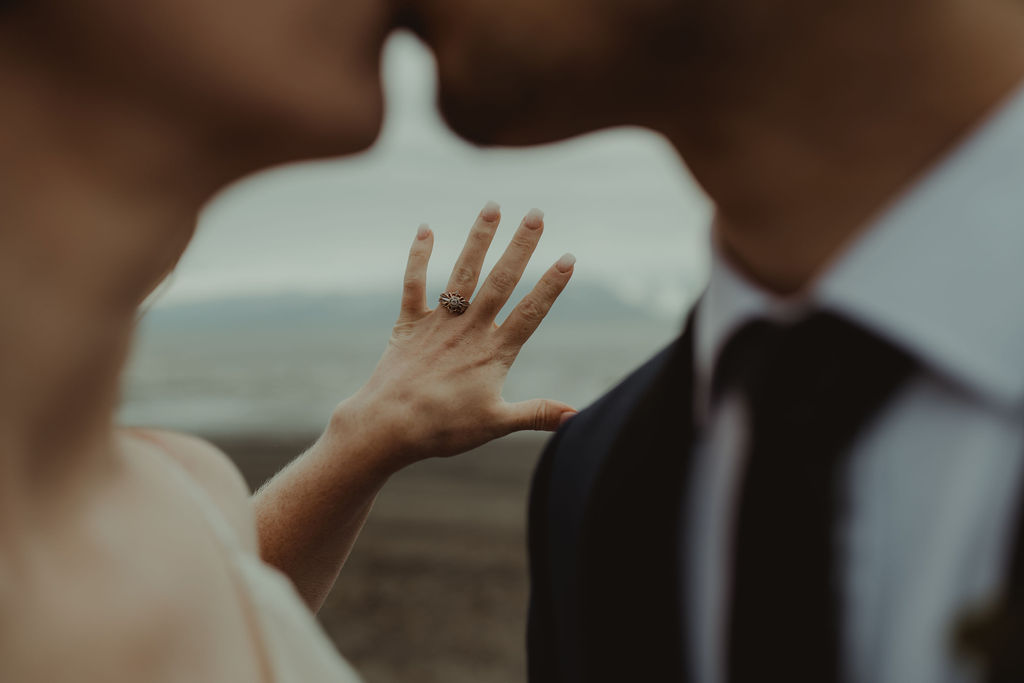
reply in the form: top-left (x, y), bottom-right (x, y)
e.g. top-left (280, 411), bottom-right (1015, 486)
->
top-left (119, 428), bottom-right (258, 554)
top-left (0, 431), bottom-right (268, 683)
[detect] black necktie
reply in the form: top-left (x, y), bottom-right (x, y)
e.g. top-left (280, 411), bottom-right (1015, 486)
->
top-left (719, 312), bottom-right (917, 683)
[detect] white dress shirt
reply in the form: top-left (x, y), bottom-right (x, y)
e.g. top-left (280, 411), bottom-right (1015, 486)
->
top-left (685, 83), bottom-right (1024, 683)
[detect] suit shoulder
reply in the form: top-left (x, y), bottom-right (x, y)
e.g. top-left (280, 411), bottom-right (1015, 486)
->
top-left (526, 339), bottom-right (686, 682)
top-left (558, 340), bottom-right (682, 448)
top-left (532, 338), bottom-right (684, 516)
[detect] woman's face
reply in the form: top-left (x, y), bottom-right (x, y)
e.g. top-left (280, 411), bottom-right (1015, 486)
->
top-left (17, 0), bottom-right (399, 159)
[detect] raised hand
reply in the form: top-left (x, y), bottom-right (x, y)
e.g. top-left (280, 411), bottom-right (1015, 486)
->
top-left (336, 201), bottom-right (577, 473)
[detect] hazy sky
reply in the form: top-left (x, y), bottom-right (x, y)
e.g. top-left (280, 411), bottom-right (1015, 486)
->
top-left (159, 33), bottom-right (713, 318)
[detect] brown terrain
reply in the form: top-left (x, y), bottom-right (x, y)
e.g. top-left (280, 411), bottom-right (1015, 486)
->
top-left (212, 432), bottom-right (548, 683)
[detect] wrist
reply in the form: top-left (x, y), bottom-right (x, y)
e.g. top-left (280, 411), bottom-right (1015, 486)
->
top-left (324, 392), bottom-right (410, 481)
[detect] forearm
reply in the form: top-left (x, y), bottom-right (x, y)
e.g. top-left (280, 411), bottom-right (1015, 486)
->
top-left (252, 206), bottom-right (575, 611)
top-left (253, 399), bottom-right (399, 612)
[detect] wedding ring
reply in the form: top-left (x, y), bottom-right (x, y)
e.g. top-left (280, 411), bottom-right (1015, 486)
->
top-left (439, 291), bottom-right (470, 315)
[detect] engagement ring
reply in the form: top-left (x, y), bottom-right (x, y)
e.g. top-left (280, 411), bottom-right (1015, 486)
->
top-left (439, 291), bottom-right (470, 315)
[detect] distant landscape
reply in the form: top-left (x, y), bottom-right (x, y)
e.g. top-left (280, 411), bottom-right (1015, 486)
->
top-left (122, 281), bottom-right (685, 436)
top-left (119, 283), bottom-right (686, 683)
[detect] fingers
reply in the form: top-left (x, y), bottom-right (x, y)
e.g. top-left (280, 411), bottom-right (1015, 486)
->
top-left (502, 398), bottom-right (578, 433)
top-left (500, 253), bottom-right (575, 348)
top-left (444, 201), bottom-right (502, 299)
top-left (472, 208), bottom-right (546, 319)
top-left (399, 224), bottom-right (434, 322)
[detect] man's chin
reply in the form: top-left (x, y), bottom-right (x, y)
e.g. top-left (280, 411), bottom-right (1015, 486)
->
top-left (437, 94), bottom-right (503, 146)
top-left (438, 90), bottom-right (593, 148)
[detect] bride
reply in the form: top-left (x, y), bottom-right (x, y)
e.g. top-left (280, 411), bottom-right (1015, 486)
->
top-left (0, 0), bottom-right (576, 680)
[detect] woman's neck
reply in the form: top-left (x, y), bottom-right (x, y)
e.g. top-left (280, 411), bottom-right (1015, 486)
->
top-left (0, 45), bottom-right (226, 517)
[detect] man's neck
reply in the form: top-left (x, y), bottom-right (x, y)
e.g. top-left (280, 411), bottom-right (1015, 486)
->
top-left (0, 45), bottom-right (228, 515)
top-left (660, 1), bottom-right (1024, 295)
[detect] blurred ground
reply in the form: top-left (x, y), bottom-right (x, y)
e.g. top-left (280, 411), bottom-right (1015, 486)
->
top-left (212, 432), bottom-right (547, 683)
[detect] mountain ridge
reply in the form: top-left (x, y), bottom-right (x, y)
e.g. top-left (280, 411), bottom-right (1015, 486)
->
top-left (140, 280), bottom-right (667, 333)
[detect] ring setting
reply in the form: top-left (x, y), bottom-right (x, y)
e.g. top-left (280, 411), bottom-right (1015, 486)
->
top-left (439, 291), bottom-right (470, 315)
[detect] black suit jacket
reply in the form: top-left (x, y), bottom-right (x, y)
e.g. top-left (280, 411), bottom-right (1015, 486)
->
top-left (526, 326), bottom-right (1024, 683)
top-left (527, 329), bottom-right (694, 683)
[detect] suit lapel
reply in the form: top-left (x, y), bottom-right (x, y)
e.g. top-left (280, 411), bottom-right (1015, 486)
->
top-left (577, 322), bottom-right (695, 682)
top-left (980, 466), bottom-right (1024, 682)
top-left (563, 311), bottom-right (1024, 683)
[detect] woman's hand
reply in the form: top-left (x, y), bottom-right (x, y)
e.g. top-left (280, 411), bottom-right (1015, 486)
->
top-left (332, 202), bottom-right (577, 475)
top-left (256, 202), bottom-right (575, 607)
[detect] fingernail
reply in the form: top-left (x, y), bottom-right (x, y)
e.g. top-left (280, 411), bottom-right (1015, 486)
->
top-left (481, 200), bottom-right (501, 222)
top-left (559, 411), bottom-right (578, 426)
top-left (524, 208), bottom-right (544, 230)
top-left (417, 224), bottom-right (431, 240)
top-left (555, 253), bottom-right (576, 273)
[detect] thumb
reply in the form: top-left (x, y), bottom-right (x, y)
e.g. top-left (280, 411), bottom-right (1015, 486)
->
top-left (503, 399), bottom-right (578, 433)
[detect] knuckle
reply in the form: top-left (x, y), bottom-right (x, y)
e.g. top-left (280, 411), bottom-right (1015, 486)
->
top-left (470, 227), bottom-right (494, 244)
top-left (516, 298), bottom-right (548, 324)
top-left (451, 264), bottom-right (477, 286)
top-left (488, 268), bottom-right (519, 293)
top-left (510, 232), bottom-right (536, 251)
top-left (532, 403), bottom-right (549, 431)
top-left (493, 344), bottom-right (519, 367)
top-left (536, 276), bottom-right (562, 300)
top-left (403, 276), bottom-right (423, 293)
top-left (441, 332), bottom-right (470, 351)
top-left (391, 320), bottom-right (416, 336)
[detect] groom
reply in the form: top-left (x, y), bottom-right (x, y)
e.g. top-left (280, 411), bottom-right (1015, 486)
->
top-left (407, 0), bottom-right (1024, 681)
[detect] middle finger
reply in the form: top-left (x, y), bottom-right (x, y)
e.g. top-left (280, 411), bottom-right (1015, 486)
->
top-left (444, 201), bottom-right (502, 299)
top-left (472, 208), bottom-right (545, 320)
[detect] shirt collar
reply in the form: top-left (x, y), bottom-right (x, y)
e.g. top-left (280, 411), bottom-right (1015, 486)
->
top-left (694, 237), bottom-right (802, 419)
top-left (697, 82), bottom-right (1024, 410)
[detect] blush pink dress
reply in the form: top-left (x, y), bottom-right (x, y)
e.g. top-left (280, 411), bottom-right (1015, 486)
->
top-left (168, 457), bottom-right (364, 683)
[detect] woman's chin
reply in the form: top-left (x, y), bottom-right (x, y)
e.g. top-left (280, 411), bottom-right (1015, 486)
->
top-left (255, 84), bottom-right (386, 163)
top-left (322, 100), bottom-right (385, 155)
top-left (299, 74), bottom-right (386, 154)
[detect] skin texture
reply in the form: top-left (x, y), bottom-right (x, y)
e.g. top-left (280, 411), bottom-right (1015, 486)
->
top-left (404, 0), bottom-right (701, 145)
top-left (0, 1), bottom-right (576, 680)
top-left (409, 0), bottom-right (1024, 293)
top-left (8, 0), bottom-right (1024, 679)
top-left (4, 0), bottom-right (393, 161)
top-left (256, 208), bottom-right (577, 609)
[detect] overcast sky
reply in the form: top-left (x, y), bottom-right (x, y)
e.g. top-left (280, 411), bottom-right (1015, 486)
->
top-left (158, 33), bottom-right (713, 319)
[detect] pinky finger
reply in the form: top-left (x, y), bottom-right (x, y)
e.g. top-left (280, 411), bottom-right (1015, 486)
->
top-left (399, 224), bottom-right (433, 322)
top-left (499, 253), bottom-right (576, 349)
